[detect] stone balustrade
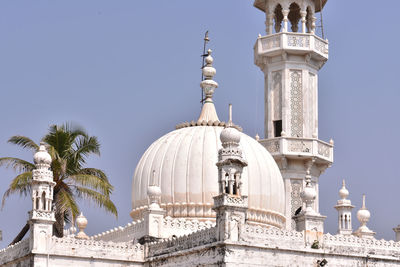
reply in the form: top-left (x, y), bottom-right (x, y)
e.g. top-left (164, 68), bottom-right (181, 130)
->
top-left (260, 137), bottom-right (333, 163)
top-left (148, 226), bottom-right (217, 257)
top-left (50, 237), bottom-right (144, 262)
top-left (93, 219), bottom-right (145, 243)
top-left (255, 32), bottom-right (329, 61)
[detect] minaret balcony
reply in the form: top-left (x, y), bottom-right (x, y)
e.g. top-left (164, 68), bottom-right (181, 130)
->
top-left (254, 32), bottom-right (329, 63)
top-left (259, 137), bottom-right (333, 164)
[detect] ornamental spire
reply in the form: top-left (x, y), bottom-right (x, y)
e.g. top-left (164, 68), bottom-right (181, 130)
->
top-left (353, 194), bottom-right (375, 238)
top-left (197, 49), bottom-right (220, 123)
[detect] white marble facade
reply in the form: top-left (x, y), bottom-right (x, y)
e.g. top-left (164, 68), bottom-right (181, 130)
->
top-left (3, 0), bottom-right (400, 266)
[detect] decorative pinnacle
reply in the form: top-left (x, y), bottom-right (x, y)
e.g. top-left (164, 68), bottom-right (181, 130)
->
top-left (362, 194), bottom-right (366, 209)
top-left (197, 47), bottom-right (219, 123)
top-left (339, 179), bottom-right (349, 200)
top-left (227, 104), bottom-right (233, 127)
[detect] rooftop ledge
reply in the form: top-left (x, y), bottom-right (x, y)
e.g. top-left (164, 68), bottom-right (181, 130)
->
top-left (259, 137), bottom-right (333, 164)
top-left (254, 32), bottom-right (329, 62)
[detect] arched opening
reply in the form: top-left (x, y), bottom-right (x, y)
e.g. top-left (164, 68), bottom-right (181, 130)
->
top-left (233, 173), bottom-right (238, 195)
top-left (344, 214), bottom-right (348, 229)
top-left (340, 214), bottom-right (343, 229)
top-left (274, 4), bottom-right (283, 33)
top-left (306, 6), bottom-right (313, 33)
top-left (288, 2), bottom-right (301, 32)
top-left (225, 173), bottom-right (229, 194)
top-left (35, 192), bottom-right (39, 210)
top-left (41, 191), bottom-right (46, 211)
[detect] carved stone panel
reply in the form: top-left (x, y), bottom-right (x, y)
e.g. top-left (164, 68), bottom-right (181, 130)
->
top-left (290, 70), bottom-right (303, 137)
top-left (290, 180), bottom-right (302, 230)
top-left (272, 71), bottom-right (282, 121)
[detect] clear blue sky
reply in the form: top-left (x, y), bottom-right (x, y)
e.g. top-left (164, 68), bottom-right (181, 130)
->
top-left (1, 0), bottom-right (400, 245)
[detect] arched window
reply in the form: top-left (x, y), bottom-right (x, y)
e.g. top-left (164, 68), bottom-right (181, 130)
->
top-left (41, 191), bottom-right (46, 211)
top-left (274, 4), bottom-right (283, 33)
top-left (288, 2), bottom-right (301, 32)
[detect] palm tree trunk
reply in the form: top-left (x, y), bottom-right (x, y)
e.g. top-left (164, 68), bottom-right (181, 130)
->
top-left (9, 222), bottom-right (29, 246)
top-left (53, 211), bottom-right (64, 237)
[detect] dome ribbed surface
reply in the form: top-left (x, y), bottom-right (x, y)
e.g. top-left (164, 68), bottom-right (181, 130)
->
top-left (131, 125), bottom-right (285, 227)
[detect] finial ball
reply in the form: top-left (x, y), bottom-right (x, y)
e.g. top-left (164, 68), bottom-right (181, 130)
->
top-left (76, 212), bottom-right (88, 230)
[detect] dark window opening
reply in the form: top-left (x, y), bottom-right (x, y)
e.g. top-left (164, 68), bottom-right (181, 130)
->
top-left (274, 120), bottom-right (282, 137)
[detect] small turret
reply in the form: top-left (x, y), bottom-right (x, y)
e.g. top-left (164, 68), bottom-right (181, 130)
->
top-left (334, 180), bottom-right (354, 235)
top-left (213, 104), bottom-right (248, 242)
top-left (141, 171), bottom-right (165, 243)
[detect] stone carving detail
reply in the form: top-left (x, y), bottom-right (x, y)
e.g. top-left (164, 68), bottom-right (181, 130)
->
top-left (272, 71), bottom-right (282, 121)
top-left (261, 36), bottom-right (280, 50)
top-left (290, 180), bottom-right (302, 229)
top-left (32, 169), bottom-right (53, 181)
top-left (290, 70), bottom-right (303, 137)
top-left (244, 224), bottom-right (303, 239)
top-left (287, 35), bottom-right (310, 48)
top-left (32, 210), bottom-right (54, 220)
top-left (318, 142), bottom-right (330, 158)
top-left (315, 38), bottom-right (328, 54)
top-left (265, 140), bottom-right (280, 153)
top-left (288, 139), bottom-right (312, 153)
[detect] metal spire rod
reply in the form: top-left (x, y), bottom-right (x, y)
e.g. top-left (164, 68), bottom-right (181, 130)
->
top-left (201, 31), bottom-right (210, 106)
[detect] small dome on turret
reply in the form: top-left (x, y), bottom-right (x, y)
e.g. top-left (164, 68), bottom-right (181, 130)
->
top-left (34, 143), bottom-right (52, 166)
top-left (220, 127), bottom-right (241, 145)
top-left (147, 185), bottom-right (162, 198)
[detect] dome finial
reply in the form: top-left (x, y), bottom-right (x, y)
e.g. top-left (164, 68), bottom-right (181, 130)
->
top-left (227, 103), bottom-right (233, 127)
top-left (75, 212), bottom-right (89, 239)
top-left (220, 104), bottom-right (241, 147)
top-left (339, 179), bottom-right (349, 200)
top-left (197, 45), bottom-right (220, 123)
top-left (361, 194), bottom-right (366, 209)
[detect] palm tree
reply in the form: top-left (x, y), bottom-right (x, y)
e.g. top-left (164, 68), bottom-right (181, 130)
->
top-left (0, 123), bottom-right (117, 242)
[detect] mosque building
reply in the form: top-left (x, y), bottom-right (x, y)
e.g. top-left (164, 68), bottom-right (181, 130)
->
top-left (2, 0), bottom-right (400, 266)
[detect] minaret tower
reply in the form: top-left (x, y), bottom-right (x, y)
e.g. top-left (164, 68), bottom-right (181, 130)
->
top-left (29, 143), bottom-right (56, 252)
top-left (334, 180), bottom-right (354, 235)
top-left (213, 105), bottom-right (248, 242)
top-left (253, 0), bottom-right (333, 229)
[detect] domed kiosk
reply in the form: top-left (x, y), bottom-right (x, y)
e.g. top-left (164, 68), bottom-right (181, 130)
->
top-left (131, 50), bottom-right (286, 228)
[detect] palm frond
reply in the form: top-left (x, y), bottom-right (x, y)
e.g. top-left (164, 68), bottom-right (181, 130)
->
top-left (69, 174), bottom-right (113, 196)
top-left (79, 168), bottom-right (109, 181)
top-left (0, 157), bottom-right (35, 173)
top-left (74, 136), bottom-right (100, 158)
top-left (75, 187), bottom-right (117, 217)
top-left (54, 188), bottom-right (79, 222)
top-left (2, 172), bottom-right (32, 208)
top-left (8, 136), bottom-right (39, 152)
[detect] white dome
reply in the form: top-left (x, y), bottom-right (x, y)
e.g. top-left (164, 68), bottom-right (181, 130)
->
top-left (131, 125), bottom-right (286, 228)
